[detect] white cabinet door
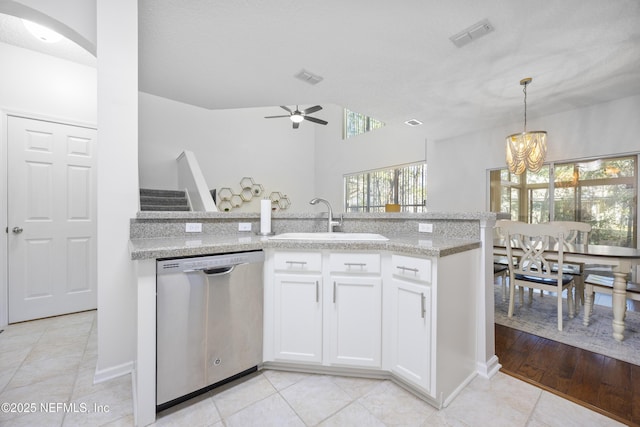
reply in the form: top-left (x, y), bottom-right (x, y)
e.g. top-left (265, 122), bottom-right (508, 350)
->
top-left (390, 277), bottom-right (432, 394)
top-left (273, 273), bottom-right (323, 363)
top-left (328, 275), bottom-right (382, 367)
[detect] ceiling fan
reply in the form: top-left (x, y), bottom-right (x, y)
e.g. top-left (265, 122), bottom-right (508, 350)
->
top-left (265, 105), bottom-right (328, 129)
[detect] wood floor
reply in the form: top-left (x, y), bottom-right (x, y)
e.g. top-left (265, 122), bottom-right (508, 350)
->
top-left (495, 323), bottom-right (640, 426)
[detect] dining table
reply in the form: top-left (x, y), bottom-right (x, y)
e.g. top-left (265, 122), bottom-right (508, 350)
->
top-left (493, 239), bottom-right (640, 342)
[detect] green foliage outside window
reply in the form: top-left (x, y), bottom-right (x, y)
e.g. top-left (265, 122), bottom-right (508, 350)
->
top-left (489, 155), bottom-right (637, 247)
top-left (345, 163), bottom-right (426, 212)
top-left (343, 108), bottom-right (385, 139)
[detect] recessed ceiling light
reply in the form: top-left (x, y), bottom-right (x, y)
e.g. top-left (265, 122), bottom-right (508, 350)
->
top-left (404, 119), bottom-right (423, 126)
top-left (22, 19), bottom-right (63, 43)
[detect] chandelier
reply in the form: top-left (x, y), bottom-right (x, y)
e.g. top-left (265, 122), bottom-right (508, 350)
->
top-left (505, 77), bottom-right (547, 174)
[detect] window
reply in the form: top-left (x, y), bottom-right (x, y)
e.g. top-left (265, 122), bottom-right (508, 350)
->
top-left (489, 155), bottom-right (638, 247)
top-left (345, 162), bottom-right (426, 212)
top-left (343, 108), bottom-right (385, 139)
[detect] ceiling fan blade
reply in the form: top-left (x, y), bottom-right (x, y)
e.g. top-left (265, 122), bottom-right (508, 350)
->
top-left (293, 121), bottom-right (300, 129)
top-left (264, 115), bottom-right (290, 119)
top-left (304, 116), bottom-right (328, 125)
top-left (302, 105), bottom-right (322, 115)
top-left (280, 105), bottom-right (292, 113)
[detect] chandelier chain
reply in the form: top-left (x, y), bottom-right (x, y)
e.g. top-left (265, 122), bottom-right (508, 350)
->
top-left (522, 82), bottom-right (528, 132)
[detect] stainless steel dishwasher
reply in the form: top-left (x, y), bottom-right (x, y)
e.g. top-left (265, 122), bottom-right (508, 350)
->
top-left (156, 250), bottom-right (264, 411)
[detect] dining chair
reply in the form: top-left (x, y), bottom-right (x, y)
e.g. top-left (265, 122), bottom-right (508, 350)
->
top-left (494, 219), bottom-right (527, 305)
top-left (583, 274), bottom-right (640, 326)
top-left (501, 221), bottom-right (575, 331)
top-left (494, 263), bottom-right (508, 302)
top-left (549, 221), bottom-right (592, 307)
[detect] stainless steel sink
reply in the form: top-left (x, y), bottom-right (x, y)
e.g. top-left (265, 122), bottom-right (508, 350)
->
top-left (269, 232), bottom-right (388, 241)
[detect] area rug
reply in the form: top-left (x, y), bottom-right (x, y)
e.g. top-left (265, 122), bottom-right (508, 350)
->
top-left (494, 286), bottom-right (640, 366)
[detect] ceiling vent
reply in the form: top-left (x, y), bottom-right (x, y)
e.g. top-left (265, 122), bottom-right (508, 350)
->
top-left (449, 19), bottom-right (494, 48)
top-left (404, 119), bottom-right (423, 127)
top-left (294, 69), bottom-right (324, 85)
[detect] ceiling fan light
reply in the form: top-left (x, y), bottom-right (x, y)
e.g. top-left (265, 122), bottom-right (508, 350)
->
top-left (290, 114), bottom-right (304, 123)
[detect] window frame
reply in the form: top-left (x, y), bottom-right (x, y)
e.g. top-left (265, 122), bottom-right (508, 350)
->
top-left (488, 154), bottom-right (639, 248)
top-left (344, 162), bottom-right (426, 213)
top-left (343, 108), bottom-right (385, 139)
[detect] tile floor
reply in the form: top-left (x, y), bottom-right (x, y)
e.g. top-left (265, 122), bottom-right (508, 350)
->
top-left (0, 310), bottom-right (624, 426)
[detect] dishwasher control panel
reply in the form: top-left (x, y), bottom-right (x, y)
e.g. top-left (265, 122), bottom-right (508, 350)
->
top-left (157, 250), bottom-right (264, 274)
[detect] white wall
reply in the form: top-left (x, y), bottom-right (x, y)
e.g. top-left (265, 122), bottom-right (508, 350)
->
top-left (0, 42), bottom-right (96, 122)
top-left (139, 94), bottom-right (640, 216)
top-left (95, 0), bottom-right (139, 378)
top-left (426, 95), bottom-right (640, 212)
top-left (139, 98), bottom-right (431, 214)
top-left (139, 93), bottom-right (316, 212)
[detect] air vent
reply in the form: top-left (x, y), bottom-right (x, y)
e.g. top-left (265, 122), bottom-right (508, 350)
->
top-left (294, 69), bottom-right (324, 85)
top-left (404, 119), bottom-right (423, 127)
top-left (449, 19), bottom-right (494, 48)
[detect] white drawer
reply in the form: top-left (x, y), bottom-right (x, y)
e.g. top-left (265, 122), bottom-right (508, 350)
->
top-left (391, 254), bottom-right (432, 283)
top-left (329, 252), bottom-right (380, 274)
top-left (273, 251), bottom-right (322, 272)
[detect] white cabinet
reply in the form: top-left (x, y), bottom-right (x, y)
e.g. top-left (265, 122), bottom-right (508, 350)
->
top-left (264, 246), bottom-right (480, 408)
top-left (269, 251), bottom-right (323, 363)
top-left (265, 250), bottom-right (382, 369)
top-left (389, 255), bottom-right (433, 393)
top-left (328, 253), bottom-right (382, 368)
top-left (388, 251), bottom-right (479, 405)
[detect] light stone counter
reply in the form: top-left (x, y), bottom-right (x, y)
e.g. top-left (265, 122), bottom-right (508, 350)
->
top-left (134, 210), bottom-right (500, 221)
top-left (129, 232), bottom-right (481, 260)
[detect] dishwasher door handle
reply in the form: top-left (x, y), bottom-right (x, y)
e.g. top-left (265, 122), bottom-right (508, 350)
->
top-left (197, 265), bottom-right (237, 276)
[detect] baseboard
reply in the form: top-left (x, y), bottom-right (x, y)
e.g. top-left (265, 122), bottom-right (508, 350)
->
top-left (476, 355), bottom-right (501, 379)
top-left (131, 369), bottom-right (140, 427)
top-left (94, 360), bottom-right (134, 384)
top-left (442, 371), bottom-right (477, 408)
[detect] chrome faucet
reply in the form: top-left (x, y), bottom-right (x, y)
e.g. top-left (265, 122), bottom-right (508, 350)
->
top-left (309, 198), bottom-right (343, 232)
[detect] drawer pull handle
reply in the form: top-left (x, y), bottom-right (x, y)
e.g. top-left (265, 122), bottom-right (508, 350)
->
top-left (286, 260), bottom-right (307, 267)
top-left (316, 281), bottom-right (319, 303)
top-left (397, 266), bottom-right (419, 274)
top-left (421, 292), bottom-right (426, 319)
top-left (344, 262), bottom-right (366, 270)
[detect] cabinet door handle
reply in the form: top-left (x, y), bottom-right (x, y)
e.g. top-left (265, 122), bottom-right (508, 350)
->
top-left (421, 292), bottom-right (426, 319)
top-left (397, 266), bottom-right (419, 274)
top-left (315, 281), bottom-right (319, 303)
top-left (333, 281), bottom-right (337, 303)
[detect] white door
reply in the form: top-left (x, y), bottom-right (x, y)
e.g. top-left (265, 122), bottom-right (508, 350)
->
top-left (328, 276), bottom-right (382, 367)
top-left (390, 278), bottom-right (432, 393)
top-left (273, 273), bottom-right (323, 363)
top-left (7, 115), bottom-right (97, 323)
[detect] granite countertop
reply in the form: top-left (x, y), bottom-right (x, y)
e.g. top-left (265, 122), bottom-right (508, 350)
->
top-left (129, 232), bottom-right (481, 260)
top-left (135, 210), bottom-right (500, 221)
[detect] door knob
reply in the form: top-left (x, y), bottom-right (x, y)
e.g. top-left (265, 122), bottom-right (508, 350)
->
top-left (12, 227), bottom-right (23, 234)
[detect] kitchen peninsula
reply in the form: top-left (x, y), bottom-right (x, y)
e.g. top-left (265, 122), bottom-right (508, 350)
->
top-left (129, 211), bottom-right (500, 426)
